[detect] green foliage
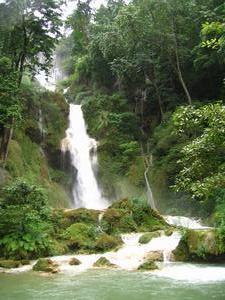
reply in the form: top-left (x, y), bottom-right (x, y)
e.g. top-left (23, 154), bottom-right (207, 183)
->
top-left (95, 233), bottom-right (122, 252)
top-left (0, 179), bottom-right (53, 259)
top-left (63, 222), bottom-right (97, 251)
top-left (173, 103), bottom-right (225, 203)
top-left (102, 198), bottom-right (167, 234)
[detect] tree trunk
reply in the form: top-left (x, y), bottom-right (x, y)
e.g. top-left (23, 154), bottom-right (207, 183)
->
top-left (172, 19), bottom-right (192, 105)
top-left (0, 119), bottom-right (13, 167)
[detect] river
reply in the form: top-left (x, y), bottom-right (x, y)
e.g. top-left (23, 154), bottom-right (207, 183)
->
top-left (1, 267), bottom-right (225, 300)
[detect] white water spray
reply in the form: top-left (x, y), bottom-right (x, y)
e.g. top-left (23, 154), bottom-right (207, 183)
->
top-left (61, 104), bottom-right (108, 209)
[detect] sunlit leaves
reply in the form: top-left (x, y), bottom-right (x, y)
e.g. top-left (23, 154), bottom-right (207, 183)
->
top-left (173, 103), bottom-right (225, 200)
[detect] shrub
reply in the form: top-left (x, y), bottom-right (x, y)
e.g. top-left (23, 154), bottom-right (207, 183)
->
top-left (63, 222), bottom-right (97, 251)
top-left (0, 179), bottom-right (53, 259)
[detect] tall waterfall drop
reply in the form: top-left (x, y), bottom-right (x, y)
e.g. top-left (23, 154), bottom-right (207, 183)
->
top-left (62, 104), bottom-right (108, 209)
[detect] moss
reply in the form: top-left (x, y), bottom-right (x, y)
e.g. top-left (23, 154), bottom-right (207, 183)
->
top-left (51, 240), bottom-right (69, 256)
top-left (139, 231), bottom-right (161, 244)
top-left (173, 229), bottom-right (225, 262)
top-left (63, 208), bottom-right (100, 227)
top-left (0, 260), bottom-right (21, 269)
top-left (95, 233), bottom-right (122, 252)
top-left (165, 228), bottom-right (174, 236)
top-left (172, 238), bottom-right (190, 262)
top-left (46, 182), bottom-right (70, 208)
top-left (102, 208), bottom-right (137, 234)
top-left (102, 198), bottom-right (168, 234)
top-left (33, 259), bottom-right (58, 273)
top-left (93, 257), bottom-right (116, 268)
top-left (138, 260), bottom-right (158, 271)
top-left (6, 140), bottom-right (24, 177)
top-left (69, 257), bottom-right (81, 265)
top-left (63, 222), bottom-right (97, 251)
top-left (20, 260), bottom-right (30, 265)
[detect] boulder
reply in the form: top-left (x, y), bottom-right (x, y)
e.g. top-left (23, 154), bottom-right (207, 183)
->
top-left (69, 257), bottom-right (81, 266)
top-left (0, 260), bottom-right (21, 269)
top-left (138, 259), bottom-right (158, 271)
top-left (173, 229), bottom-right (225, 262)
top-left (20, 260), bottom-right (30, 265)
top-left (33, 259), bottom-right (58, 273)
top-left (139, 231), bottom-right (161, 244)
top-left (93, 257), bottom-right (116, 268)
top-left (145, 251), bottom-right (163, 262)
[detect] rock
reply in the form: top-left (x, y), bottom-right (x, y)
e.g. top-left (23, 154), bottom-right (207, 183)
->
top-left (93, 257), bottom-right (116, 268)
top-left (164, 228), bottom-right (174, 236)
top-left (145, 251), bottom-right (163, 261)
top-left (63, 208), bottom-right (100, 227)
top-left (139, 231), bottom-right (161, 244)
top-left (0, 260), bottom-right (21, 269)
top-left (173, 229), bottom-right (225, 262)
top-left (20, 260), bottom-right (30, 265)
top-left (102, 208), bottom-right (137, 234)
top-left (69, 257), bottom-right (81, 266)
top-left (138, 260), bottom-right (158, 271)
top-left (33, 259), bottom-right (58, 273)
top-left (172, 239), bottom-right (189, 262)
top-left (95, 233), bottom-right (122, 252)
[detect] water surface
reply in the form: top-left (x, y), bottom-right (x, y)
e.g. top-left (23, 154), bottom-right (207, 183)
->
top-left (1, 268), bottom-right (225, 300)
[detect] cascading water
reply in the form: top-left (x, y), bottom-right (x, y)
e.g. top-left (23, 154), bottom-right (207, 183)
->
top-left (61, 104), bottom-right (108, 209)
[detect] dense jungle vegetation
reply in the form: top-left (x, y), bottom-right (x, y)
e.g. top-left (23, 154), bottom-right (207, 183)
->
top-left (58, 0), bottom-right (225, 221)
top-left (0, 0), bottom-right (225, 260)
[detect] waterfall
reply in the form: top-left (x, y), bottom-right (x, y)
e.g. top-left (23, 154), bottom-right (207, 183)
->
top-left (143, 153), bottom-right (157, 210)
top-left (62, 104), bottom-right (108, 209)
top-left (164, 215), bottom-right (211, 230)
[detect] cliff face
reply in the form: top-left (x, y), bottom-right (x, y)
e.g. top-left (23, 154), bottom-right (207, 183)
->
top-left (1, 89), bottom-right (71, 208)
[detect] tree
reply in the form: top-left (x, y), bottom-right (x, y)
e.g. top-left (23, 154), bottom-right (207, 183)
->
top-left (0, 179), bottom-right (53, 259)
top-left (0, 0), bottom-right (63, 165)
top-left (173, 103), bottom-right (225, 203)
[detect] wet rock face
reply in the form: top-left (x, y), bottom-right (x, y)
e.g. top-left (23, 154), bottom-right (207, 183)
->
top-left (93, 257), bottom-right (116, 268)
top-left (33, 259), bottom-right (58, 273)
top-left (173, 229), bottom-right (225, 262)
top-left (138, 259), bottom-right (159, 271)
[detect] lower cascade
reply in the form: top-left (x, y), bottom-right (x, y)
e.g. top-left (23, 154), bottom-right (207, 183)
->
top-left (62, 104), bottom-right (108, 209)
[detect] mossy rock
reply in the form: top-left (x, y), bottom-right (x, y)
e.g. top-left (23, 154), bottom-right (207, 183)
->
top-left (145, 251), bottom-right (163, 262)
top-left (69, 257), bottom-right (81, 265)
top-left (110, 198), bottom-right (134, 210)
top-left (63, 222), bottom-right (97, 251)
top-left (20, 260), bottom-right (30, 265)
top-left (164, 228), bottom-right (174, 236)
top-left (139, 231), bottom-right (161, 244)
top-left (172, 239), bottom-right (190, 262)
top-left (0, 260), bottom-right (21, 269)
top-left (102, 208), bottom-right (137, 234)
top-left (95, 233), bottom-right (122, 252)
top-left (109, 199), bottom-right (169, 232)
top-left (138, 260), bottom-right (158, 271)
top-left (33, 259), bottom-right (58, 273)
top-left (63, 208), bottom-right (100, 227)
top-left (93, 257), bottom-right (116, 268)
top-left (173, 229), bottom-right (225, 262)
